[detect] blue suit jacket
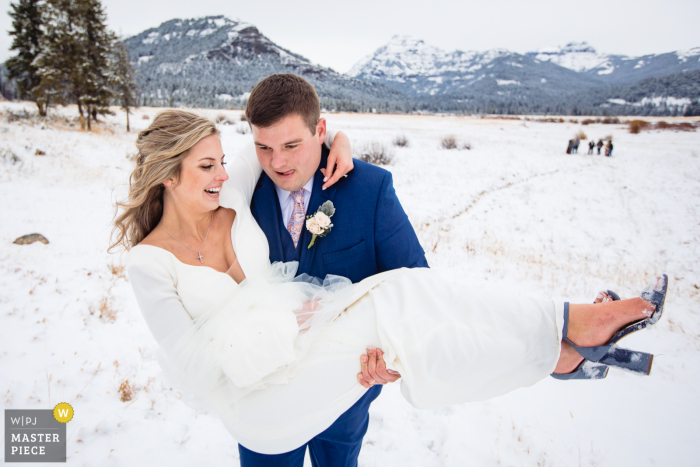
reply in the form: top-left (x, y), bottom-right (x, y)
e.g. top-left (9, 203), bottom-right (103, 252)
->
top-left (251, 147), bottom-right (428, 283)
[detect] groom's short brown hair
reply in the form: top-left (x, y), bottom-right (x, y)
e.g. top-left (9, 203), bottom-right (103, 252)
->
top-left (245, 74), bottom-right (321, 135)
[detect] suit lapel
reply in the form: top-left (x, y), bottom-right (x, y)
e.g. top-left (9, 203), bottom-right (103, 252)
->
top-left (252, 174), bottom-right (285, 262)
top-left (298, 149), bottom-right (337, 274)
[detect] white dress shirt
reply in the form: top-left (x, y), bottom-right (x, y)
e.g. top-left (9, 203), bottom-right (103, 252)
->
top-left (275, 177), bottom-right (314, 228)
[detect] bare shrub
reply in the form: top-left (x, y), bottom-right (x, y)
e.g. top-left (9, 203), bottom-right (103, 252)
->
top-left (3, 109), bottom-right (33, 123)
top-left (118, 379), bottom-right (136, 402)
top-left (602, 117), bottom-right (621, 124)
top-left (215, 114), bottom-right (227, 124)
top-left (576, 130), bottom-right (587, 140)
top-left (240, 114), bottom-right (247, 122)
top-left (2, 109), bottom-right (77, 129)
top-left (676, 122), bottom-right (696, 131)
top-left (533, 117), bottom-right (565, 123)
top-left (604, 135), bottom-right (613, 141)
top-left (581, 118), bottom-right (595, 125)
top-left (393, 134), bottom-right (409, 147)
top-left (441, 136), bottom-right (458, 150)
top-left (629, 120), bottom-right (650, 134)
top-left (651, 121), bottom-right (696, 132)
top-left (236, 123), bottom-right (250, 135)
top-left (356, 142), bottom-right (394, 165)
top-left (141, 114), bottom-right (150, 120)
top-left (441, 136), bottom-right (471, 150)
top-left (0, 147), bottom-right (22, 165)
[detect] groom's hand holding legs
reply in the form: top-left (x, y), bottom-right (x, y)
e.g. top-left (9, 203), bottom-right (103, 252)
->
top-left (358, 348), bottom-right (401, 388)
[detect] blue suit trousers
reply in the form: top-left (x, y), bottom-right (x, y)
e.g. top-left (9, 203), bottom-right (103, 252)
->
top-left (238, 386), bottom-right (382, 467)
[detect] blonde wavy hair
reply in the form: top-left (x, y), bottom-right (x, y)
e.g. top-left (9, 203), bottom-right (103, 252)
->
top-left (110, 109), bottom-right (219, 252)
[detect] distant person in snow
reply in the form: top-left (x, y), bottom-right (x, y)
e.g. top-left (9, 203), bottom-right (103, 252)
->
top-left (566, 140), bottom-right (573, 154)
top-left (597, 139), bottom-right (604, 155)
top-left (572, 138), bottom-right (580, 154)
top-left (588, 140), bottom-right (595, 155)
top-left (605, 140), bottom-right (613, 157)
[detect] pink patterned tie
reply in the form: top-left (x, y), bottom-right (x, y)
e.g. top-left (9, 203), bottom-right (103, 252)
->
top-left (287, 189), bottom-right (306, 248)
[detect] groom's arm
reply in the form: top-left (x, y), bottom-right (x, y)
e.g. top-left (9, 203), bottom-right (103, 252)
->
top-left (357, 171), bottom-right (426, 388)
top-left (374, 171), bottom-right (428, 272)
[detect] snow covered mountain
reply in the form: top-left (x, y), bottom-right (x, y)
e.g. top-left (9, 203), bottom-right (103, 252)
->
top-left (526, 42), bottom-right (613, 73)
top-left (526, 42), bottom-right (700, 84)
top-left (122, 20), bottom-right (699, 115)
top-left (347, 36), bottom-right (602, 98)
top-left (124, 16), bottom-right (407, 111)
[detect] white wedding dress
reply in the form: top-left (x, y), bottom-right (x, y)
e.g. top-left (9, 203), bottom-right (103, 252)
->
top-left (126, 142), bottom-right (565, 455)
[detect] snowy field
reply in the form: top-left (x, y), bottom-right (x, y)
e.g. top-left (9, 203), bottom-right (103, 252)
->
top-left (1, 102), bottom-right (699, 466)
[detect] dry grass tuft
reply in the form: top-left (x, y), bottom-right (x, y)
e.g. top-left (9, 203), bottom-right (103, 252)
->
top-left (441, 136), bottom-right (458, 150)
top-left (109, 263), bottom-right (125, 279)
top-left (629, 120), bottom-right (650, 134)
top-left (655, 121), bottom-right (696, 131)
top-left (142, 114), bottom-right (150, 120)
top-left (236, 123), bottom-right (250, 134)
top-left (393, 134), bottom-right (409, 147)
top-left (1, 147), bottom-right (23, 165)
top-left (441, 136), bottom-right (471, 150)
top-left (98, 297), bottom-right (117, 322)
top-left (118, 379), bottom-right (137, 402)
top-left (356, 142), bottom-right (395, 165)
top-left (576, 130), bottom-right (587, 140)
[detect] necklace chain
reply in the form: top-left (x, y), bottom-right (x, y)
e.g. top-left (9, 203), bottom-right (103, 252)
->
top-left (163, 212), bottom-right (213, 263)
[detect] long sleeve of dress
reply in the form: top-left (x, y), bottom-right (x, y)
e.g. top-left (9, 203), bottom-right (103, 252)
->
top-left (126, 254), bottom-right (194, 348)
top-left (225, 130), bottom-right (338, 204)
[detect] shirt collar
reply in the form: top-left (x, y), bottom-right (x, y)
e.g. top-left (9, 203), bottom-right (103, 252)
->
top-left (275, 176), bottom-right (314, 204)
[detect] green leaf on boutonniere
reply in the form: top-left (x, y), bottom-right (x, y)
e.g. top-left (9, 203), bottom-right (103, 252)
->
top-left (318, 200), bottom-right (335, 217)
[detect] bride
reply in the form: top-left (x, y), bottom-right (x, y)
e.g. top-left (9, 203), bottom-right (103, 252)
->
top-left (114, 109), bottom-right (667, 456)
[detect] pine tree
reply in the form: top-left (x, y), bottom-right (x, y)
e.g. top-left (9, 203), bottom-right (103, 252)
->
top-left (5, 0), bottom-right (46, 114)
top-left (33, 0), bottom-right (86, 126)
top-left (77, 0), bottom-right (116, 129)
top-left (111, 41), bottom-right (139, 131)
top-left (33, 0), bottom-right (116, 130)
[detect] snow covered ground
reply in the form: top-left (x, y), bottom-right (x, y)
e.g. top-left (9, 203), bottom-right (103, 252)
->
top-left (1, 102), bottom-right (699, 466)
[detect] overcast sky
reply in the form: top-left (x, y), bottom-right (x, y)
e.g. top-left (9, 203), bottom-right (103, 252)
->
top-left (2, 0), bottom-right (699, 73)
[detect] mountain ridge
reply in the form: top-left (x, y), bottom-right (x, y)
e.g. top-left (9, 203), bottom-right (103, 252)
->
top-left (121, 17), bottom-right (700, 115)
top-left (124, 16), bottom-right (411, 112)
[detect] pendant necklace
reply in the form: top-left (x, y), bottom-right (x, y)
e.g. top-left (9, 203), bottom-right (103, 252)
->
top-left (163, 212), bottom-right (213, 263)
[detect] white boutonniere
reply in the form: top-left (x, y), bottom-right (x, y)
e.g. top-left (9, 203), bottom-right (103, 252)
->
top-left (306, 201), bottom-right (335, 249)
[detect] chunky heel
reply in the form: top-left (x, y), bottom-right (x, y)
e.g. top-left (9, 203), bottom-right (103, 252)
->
top-left (569, 338), bottom-right (654, 375)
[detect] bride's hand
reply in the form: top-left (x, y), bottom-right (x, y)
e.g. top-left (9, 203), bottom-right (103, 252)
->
top-left (321, 131), bottom-right (353, 190)
top-left (296, 299), bottom-right (320, 330)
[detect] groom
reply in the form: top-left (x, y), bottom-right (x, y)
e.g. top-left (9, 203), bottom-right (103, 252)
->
top-left (243, 74), bottom-right (429, 467)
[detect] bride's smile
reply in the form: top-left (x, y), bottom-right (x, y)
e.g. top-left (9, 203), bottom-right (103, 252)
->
top-left (163, 134), bottom-right (229, 213)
